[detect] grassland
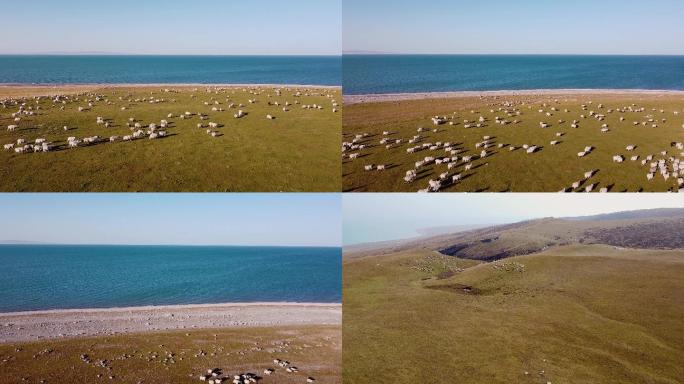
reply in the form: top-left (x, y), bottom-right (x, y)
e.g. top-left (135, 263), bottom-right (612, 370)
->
top-left (343, 245), bottom-right (684, 383)
top-left (0, 325), bottom-right (340, 384)
top-left (0, 85), bottom-right (341, 192)
top-left (343, 92), bottom-right (684, 192)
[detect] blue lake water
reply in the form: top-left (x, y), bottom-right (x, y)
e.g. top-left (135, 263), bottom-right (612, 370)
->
top-left (0, 55), bottom-right (341, 85)
top-left (343, 55), bottom-right (684, 94)
top-left (0, 245), bottom-right (341, 312)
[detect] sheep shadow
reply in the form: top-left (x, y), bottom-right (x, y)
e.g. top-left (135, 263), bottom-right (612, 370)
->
top-left (343, 184), bottom-right (368, 192)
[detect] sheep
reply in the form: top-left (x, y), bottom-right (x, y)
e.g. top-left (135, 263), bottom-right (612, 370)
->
top-left (123, 135), bottom-right (132, 141)
top-left (526, 146), bottom-right (537, 154)
top-left (4, 143), bottom-right (15, 150)
top-left (7, 125), bottom-right (17, 131)
top-left (452, 174), bottom-right (462, 183)
top-left (266, 114), bottom-right (275, 120)
top-left (364, 165), bottom-right (374, 171)
top-left (428, 179), bottom-right (442, 192)
top-left (626, 145), bottom-right (635, 151)
top-left (110, 136), bottom-right (120, 142)
top-left (612, 155), bottom-right (624, 163)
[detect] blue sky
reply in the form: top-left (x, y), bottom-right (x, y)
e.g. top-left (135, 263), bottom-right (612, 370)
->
top-left (344, 0), bottom-right (684, 54)
top-left (343, 194), bottom-right (684, 245)
top-left (1, 0), bottom-right (341, 55)
top-left (0, 194), bottom-right (341, 246)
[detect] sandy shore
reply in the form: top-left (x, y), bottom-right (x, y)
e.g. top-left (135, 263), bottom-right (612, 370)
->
top-left (0, 302), bottom-right (341, 344)
top-left (344, 88), bottom-right (684, 104)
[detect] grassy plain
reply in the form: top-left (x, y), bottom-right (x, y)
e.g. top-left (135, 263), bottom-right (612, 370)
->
top-left (0, 85), bottom-right (341, 192)
top-left (343, 92), bottom-right (684, 192)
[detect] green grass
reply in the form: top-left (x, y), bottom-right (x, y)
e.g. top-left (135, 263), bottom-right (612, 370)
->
top-left (343, 246), bottom-right (684, 383)
top-left (343, 94), bottom-right (684, 192)
top-left (0, 325), bottom-right (340, 384)
top-left (0, 86), bottom-right (341, 192)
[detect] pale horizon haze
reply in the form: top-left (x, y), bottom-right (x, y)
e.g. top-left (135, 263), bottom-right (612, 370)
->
top-left (0, 194), bottom-right (341, 247)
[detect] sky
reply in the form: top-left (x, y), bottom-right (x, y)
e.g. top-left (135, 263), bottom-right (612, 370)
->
top-left (344, 0), bottom-right (684, 55)
top-left (343, 194), bottom-right (684, 245)
top-left (1, 0), bottom-right (341, 55)
top-left (0, 194), bottom-right (341, 247)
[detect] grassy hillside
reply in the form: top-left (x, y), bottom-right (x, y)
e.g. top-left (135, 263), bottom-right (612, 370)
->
top-left (343, 93), bottom-right (684, 192)
top-left (343, 246), bottom-right (684, 383)
top-left (354, 213), bottom-right (684, 262)
top-left (0, 325), bottom-right (340, 384)
top-left (0, 86), bottom-right (341, 192)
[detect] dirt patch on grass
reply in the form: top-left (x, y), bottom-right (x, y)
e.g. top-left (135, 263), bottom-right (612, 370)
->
top-left (426, 283), bottom-right (481, 295)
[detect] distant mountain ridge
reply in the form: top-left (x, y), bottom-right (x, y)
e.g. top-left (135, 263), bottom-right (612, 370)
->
top-left (564, 208), bottom-right (684, 222)
top-left (0, 240), bottom-right (52, 245)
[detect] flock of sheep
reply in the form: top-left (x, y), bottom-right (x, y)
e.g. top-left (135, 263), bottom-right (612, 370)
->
top-left (197, 359), bottom-right (316, 384)
top-left (343, 98), bottom-right (684, 192)
top-left (2, 86), bottom-right (338, 157)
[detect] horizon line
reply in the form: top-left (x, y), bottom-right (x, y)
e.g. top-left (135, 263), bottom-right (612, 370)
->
top-left (0, 53), bottom-right (342, 57)
top-left (0, 242), bottom-right (341, 248)
top-left (342, 52), bottom-right (684, 56)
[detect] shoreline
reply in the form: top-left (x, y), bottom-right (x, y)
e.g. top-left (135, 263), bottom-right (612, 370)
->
top-left (0, 82), bottom-right (341, 89)
top-left (344, 88), bottom-right (684, 104)
top-left (0, 302), bottom-right (342, 344)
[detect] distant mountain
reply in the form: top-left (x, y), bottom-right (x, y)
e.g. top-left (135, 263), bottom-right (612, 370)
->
top-left (565, 208), bottom-right (684, 222)
top-left (342, 50), bottom-right (394, 55)
top-left (0, 240), bottom-right (52, 245)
